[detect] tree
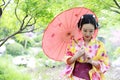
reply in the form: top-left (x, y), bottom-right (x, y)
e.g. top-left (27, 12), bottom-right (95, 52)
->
top-left (112, 0), bottom-right (120, 14)
top-left (0, 0), bottom-right (82, 46)
top-left (0, 0), bottom-right (120, 46)
top-left (82, 0), bottom-right (120, 14)
top-left (0, 0), bottom-right (39, 46)
top-left (82, 0), bottom-right (120, 28)
top-left (0, 7), bottom-right (2, 17)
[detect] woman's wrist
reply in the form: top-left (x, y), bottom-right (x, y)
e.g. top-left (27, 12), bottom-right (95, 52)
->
top-left (67, 56), bottom-right (77, 65)
top-left (91, 60), bottom-right (100, 68)
top-left (67, 52), bottom-right (84, 65)
top-left (71, 55), bottom-right (78, 62)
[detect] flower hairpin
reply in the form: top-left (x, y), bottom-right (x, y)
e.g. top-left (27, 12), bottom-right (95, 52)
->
top-left (81, 16), bottom-right (84, 19)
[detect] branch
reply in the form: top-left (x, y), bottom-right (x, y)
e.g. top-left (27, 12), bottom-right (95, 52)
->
top-left (110, 9), bottom-right (120, 14)
top-left (20, 16), bottom-right (36, 31)
top-left (101, 0), bottom-right (118, 9)
top-left (0, 16), bottom-right (38, 46)
top-left (19, 14), bottom-right (28, 31)
top-left (3, 0), bottom-right (11, 11)
top-left (0, 27), bottom-right (39, 46)
top-left (113, 0), bottom-right (120, 9)
top-left (0, 8), bottom-right (2, 17)
top-left (0, 15), bottom-right (35, 46)
top-left (15, 0), bottom-right (21, 23)
top-left (0, 7), bottom-right (37, 46)
top-left (101, 0), bottom-right (120, 14)
top-left (0, 38), bottom-right (5, 42)
top-left (20, 27), bottom-right (41, 33)
top-left (27, 17), bottom-right (36, 26)
top-left (22, 16), bottom-right (33, 30)
top-left (0, 31), bottom-right (20, 46)
top-left (0, 0), bottom-right (5, 7)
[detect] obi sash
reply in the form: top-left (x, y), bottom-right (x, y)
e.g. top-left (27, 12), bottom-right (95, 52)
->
top-left (73, 61), bottom-right (92, 80)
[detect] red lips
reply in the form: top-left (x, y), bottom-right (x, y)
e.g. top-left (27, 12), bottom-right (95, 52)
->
top-left (85, 36), bottom-right (90, 38)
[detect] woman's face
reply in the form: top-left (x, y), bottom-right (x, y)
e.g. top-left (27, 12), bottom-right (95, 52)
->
top-left (81, 24), bottom-right (95, 41)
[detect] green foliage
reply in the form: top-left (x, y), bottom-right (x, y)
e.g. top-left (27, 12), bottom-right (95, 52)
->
top-left (6, 43), bottom-right (24, 56)
top-left (0, 0), bottom-right (120, 39)
top-left (113, 47), bottom-right (120, 59)
top-left (35, 50), bottom-right (47, 59)
top-left (15, 34), bottom-right (26, 43)
top-left (35, 50), bottom-right (63, 68)
top-left (14, 0), bottom-right (83, 28)
top-left (34, 33), bottom-right (43, 43)
top-left (15, 0), bottom-right (54, 26)
top-left (82, 0), bottom-right (114, 14)
top-left (15, 34), bottom-right (36, 48)
top-left (0, 57), bottom-right (31, 80)
top-left (0, 27), bottom-right (10, 38)
top-left (81, 0), bottom-right (120, 29)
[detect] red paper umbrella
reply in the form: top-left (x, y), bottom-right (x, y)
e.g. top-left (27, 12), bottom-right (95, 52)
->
top-left (42, 7), bottom-right (98, 61)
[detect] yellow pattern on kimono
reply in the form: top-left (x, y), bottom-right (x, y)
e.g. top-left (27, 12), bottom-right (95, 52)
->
top-left (63, 39), bottom-right (110, 80)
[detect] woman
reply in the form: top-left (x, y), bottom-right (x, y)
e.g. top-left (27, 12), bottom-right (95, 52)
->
top-left (62, 14), bottom-right (110, 80)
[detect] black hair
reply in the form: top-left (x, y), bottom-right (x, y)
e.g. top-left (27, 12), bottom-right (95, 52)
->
top-left (78, 14), bottom-right (99, 30)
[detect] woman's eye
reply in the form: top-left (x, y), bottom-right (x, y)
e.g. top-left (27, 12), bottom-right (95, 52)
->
top-left (84, 30), bottom-right (87, 32)
top-left (90, 31), bottom-right (93, 33)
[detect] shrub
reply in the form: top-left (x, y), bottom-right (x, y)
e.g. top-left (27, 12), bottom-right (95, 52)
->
top-left (35, 51), bottom-right (47, 59)
top-left (6, 43), bottom-right (24, 56)
top-left (34, 34), bottom-right (43, 43)
top-left (35, 51), bottom-right (63, 68)
top-left (0, 57), bottom-right (31, 80)
top-left (15, 34), bottom-right (36, 48)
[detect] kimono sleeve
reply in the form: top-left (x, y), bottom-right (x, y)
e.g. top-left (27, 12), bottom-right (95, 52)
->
top-left (63, 41), bottom-right (76, 64)
top-left (93, 41), bottom-right (110, 73)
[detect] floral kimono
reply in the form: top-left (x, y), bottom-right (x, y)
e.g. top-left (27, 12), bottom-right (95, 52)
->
top-left (62, 38), bottom-right (110, 80)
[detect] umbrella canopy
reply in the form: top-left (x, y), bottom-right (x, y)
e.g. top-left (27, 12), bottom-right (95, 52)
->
top-left (42, 7), bottom-right (98, 61)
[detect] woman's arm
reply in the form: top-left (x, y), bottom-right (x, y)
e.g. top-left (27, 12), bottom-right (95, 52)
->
top-left (67, 47), bottom-right (85, 65)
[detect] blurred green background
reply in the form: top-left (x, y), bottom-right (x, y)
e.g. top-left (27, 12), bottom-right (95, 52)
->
top-left (0, 0), bottom-right (120, 80)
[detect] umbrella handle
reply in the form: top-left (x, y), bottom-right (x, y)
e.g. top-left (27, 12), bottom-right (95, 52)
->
top-left (73, 38), bottom-right (78, 44)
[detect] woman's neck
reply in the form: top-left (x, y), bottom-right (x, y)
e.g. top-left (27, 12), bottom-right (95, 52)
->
top-left (83, 38), bottom-right (91, 46)
top-left (84, 41), bottom-right (89, 46)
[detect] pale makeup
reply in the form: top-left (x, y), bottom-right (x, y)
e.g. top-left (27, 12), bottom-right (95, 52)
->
top-left (81, 24), bottom-right (95, 42)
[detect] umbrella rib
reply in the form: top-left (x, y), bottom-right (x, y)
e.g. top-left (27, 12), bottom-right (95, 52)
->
top-left (72, 8), bottom-right (90, 28)
top-left (85, 9), bottom-right (90, 15)
top-left (69, 9), bottom-right (74, 29)
top-left (49, 39), bottom-right (65, 56)
top-left (56, 39), bottom-right (68, 60)
top-left (72, 8), bottom-right (83, 27)
top-left (50, 24), bottom-right (63, 33)
top-left (46, 39), bottom-right (61, 58)
top-left (56, 16), bottom-right (67, 31)
top-left (64, 11), bottom-right (68, 29)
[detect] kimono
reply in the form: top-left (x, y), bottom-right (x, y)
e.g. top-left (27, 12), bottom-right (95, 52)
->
top-left (62, 38), bottom-right (110, 80)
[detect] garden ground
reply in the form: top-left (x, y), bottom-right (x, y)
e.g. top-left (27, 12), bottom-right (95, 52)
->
top-left (38, 64), bottom-right (120, 80)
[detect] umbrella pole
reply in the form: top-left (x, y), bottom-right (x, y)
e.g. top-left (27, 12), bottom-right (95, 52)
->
top-left (73, 38), bottom-right (78, 44)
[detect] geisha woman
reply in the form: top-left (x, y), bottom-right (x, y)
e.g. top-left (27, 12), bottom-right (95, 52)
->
top-left (63, 14), bottom-right (110, 80)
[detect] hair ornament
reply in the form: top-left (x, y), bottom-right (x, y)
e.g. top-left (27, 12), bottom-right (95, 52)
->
top-left (93, 15), bottom-right (95, 18)
top-left (81, 16), bottom-right (83, 19)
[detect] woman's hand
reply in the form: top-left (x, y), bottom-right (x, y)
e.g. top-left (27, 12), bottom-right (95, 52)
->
top-left (86, 59), bottom-right (100, 69)
top-left (84, 53), bottom-right (100, 68)
top-left (67, 47), bottom-right (85, 65)
top-left (73, 47), bottom-right (85, 60)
